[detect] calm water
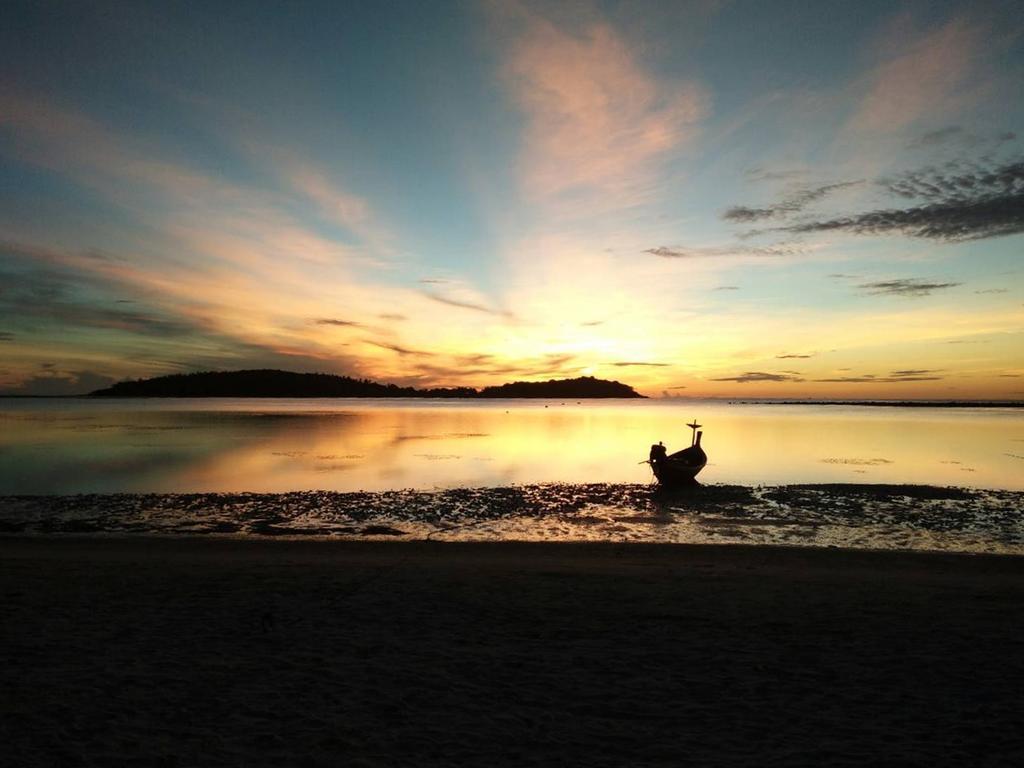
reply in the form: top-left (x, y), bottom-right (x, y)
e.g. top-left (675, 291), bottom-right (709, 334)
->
top-left (2, 398), bottom-right (1022, 494)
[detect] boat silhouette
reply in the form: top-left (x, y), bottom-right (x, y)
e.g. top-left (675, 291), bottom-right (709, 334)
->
top-left (647, 420), bottom-right (707, 486)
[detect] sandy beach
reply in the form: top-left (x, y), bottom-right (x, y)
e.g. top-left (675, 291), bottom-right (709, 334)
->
top-left (2, 537), bottom-right (1023, 767)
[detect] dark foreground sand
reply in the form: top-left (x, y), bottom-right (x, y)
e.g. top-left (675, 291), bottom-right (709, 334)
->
top-left (2, 538), bottom-right (1023, 767)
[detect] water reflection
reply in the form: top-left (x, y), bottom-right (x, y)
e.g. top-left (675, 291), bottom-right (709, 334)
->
top-left (0, 398), bottom-right (1022, 493)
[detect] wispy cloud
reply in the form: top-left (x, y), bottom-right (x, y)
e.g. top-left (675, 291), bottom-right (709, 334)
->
top-left (848, 18), bottom-right (986, 133)
top-left (723, 180), bottom-right (863, 223)
top-left (790, 194), bottom-right (1023, 242)
top-left (904, 125), bottom-right (1015, 149)
top-left (314, 318), bottom-right (361, 327)
top-left (727, 156), bottom-right (1024, 242)
top-left (744, 167), bottom-right (807, 183)
top-left (364, 341), bottom-right (434, 357)
top-left (776, 353), bottom-right (813, 359)
top-left (269, 154), bottom-right (387, 252)
top-left (0, 369), bottom-right (116, 396)
top-left (907, 126), bottom-right (966, 148)
top-left (612, 361), bottom-right (670, 367)
top-left (644, 242), bottom-right (807, 259)
top-left (420, 291), bottom-right (513, 318)
top-left (0, 263), bottom-right (197, 338)
top-left (710, 371), bottom-right (804, 383)
top-left (857, 279), bottom-right (961, 297)
top-left (496, 4), bottom-right (706, 210)
top-left (404, 351), bottom-right (579, 385)
top-left (815, 369), bottom-right (944, 383)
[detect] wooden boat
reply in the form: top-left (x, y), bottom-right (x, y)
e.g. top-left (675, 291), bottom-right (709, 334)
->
top-left (648, 421), bottom-right (707, 486)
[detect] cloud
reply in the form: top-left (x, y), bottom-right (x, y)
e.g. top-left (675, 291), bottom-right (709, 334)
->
top-left (877, 193), bottom-right (1024, 240)
top-left (0, 242), bottom-right (379, 387)
top-left (885, 158), bottom-right (1024, 202)
top-left (781, 158), bottom-right (1024, 242)
top-left (420, 291), bottom-right (512, 318)
top-left (710, 371), bottom-right (804, 383)
top-left (776, 353), bottom-right (813, 359)
top-left (612, 361), bottom-right (670, 367)
top-left (0, 370), bottom-right (116, 396)
top-left (814, 370), bottom-right (944, 383)
top-left (714, 285), bottom-right (739, 291)
top-left (271, 156), bottom-right (382, 248)
top-left (418, 278), bottom-right (450, 284)
top-left (404, 351), bottom-right (579, 384)
top-left (907, 126), bottom-right (966, 148)
top-left (644, 242), bottom-right (807, 259)
top-left (975, 288), bottom-right (1009, 294)
top-left (496, 5), bottom-right (706, 208)
top-left (744, 168), bottom-right (807, 183)
top-left (0, 331), bottom-right (13, 341)
top-left (857, 279), bottom-right (961, 297)
top-left (722, 180), bottom-right (863, 223)
top-left (314, 318), bottom-right (361, 327)
top-left (904, 126), bottom-right (1016, 150)
top-left (0, 260), bottom-right (201, 338)
top-left (581, 320), bottom-right (604, 326)
top-left (457, 353), bottom-right (494, 365)
top-left (364, 341), bottom-right (434, 357)
top-left (0, 94), bottom-right (399, 377)
top-left (378, 313), bottom-right (407, 322)
top-left (848, 18), bottom-right (985, 133)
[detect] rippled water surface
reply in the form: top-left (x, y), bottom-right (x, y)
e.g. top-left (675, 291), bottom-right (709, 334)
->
top-left (2, 398), bottom-right (1022, 493)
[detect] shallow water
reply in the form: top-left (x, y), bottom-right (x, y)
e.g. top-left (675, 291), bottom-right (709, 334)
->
top-left (2, 397), bottom-right (1022, 493)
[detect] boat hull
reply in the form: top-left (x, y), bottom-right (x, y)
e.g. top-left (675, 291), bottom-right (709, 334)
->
top-left (650, 445), bottom-right (707, 487)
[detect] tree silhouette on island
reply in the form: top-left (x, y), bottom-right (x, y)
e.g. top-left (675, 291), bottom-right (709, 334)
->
top-left (89, 370), bottom-right (646, 398)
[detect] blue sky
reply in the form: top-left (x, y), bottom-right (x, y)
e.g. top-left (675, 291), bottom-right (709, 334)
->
top-left (1, 0), bottom-right (1022, 396)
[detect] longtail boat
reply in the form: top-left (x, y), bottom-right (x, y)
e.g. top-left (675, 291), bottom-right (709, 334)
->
top-left (647, 420), bottom-right (707, 486)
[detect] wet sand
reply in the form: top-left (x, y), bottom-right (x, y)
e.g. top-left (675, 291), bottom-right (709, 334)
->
top-left (3, 483), bottom-right (1022, 553)
top-left (2, 537), bottom-right (1023, 766)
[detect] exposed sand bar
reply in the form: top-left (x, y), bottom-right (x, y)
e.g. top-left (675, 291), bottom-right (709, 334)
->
top-left (3, 484), bottom-right (1022, 553)
top-left (3, 537), bottom-right (1023, 766)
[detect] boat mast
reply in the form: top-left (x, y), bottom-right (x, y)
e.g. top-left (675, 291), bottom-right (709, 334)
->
top-left (686, 420), bottom-right (702, 447)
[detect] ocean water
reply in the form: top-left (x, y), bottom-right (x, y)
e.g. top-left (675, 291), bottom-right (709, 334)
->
top-left (1, 397), bottom-right (1022, 494)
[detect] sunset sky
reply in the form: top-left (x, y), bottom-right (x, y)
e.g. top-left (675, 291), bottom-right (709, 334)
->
top-left (2, 0), bottom-right (1022, 398)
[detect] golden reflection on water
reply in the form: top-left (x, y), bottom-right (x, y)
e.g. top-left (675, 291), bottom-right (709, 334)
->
top-left (1, 399), bottom-right (1022, 493)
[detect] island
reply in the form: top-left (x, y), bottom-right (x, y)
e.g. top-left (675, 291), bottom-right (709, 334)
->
top-left (88, 370), bottom-right (646, 399)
